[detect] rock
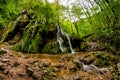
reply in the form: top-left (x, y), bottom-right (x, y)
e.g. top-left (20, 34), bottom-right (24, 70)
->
top-left (0, 63), bottom-right (6, 71)
top-left (81, 54), bottom-right (95, 64)
top-left (73, 59), bottom-right (82, 69)
top-left (117, 63), bottom-right (120, 72)
top-left (52, 63), bottom-right (64, 68)
top-left (13, 61), bottom-right (20, 67)
top-left (18, 73), bottom-right (26, 77)
top-left (42, 40), bottom-right (61, 54)
top-left (32, 71), bottom-right (42, 79)
top-left (25, 64), bottom-right (30, 68)
top-left (42, 59), bottom-right (51, 67)
top-left (116, 51), bottom-right (120, 55)
top-left (26, 67), bottom-right (34, 76)
top-left (0, 49), bottom-right (6, 54)
top-left (28, 60), bottom-right (39, 64)
top-left (25, 55), bottom-right (30, 59)
top-left (1, 59), bottom-right (10, 63)
top-left (52, 67), bottom-right (60, 72)
top-left (3, 69), bottom-right (9, 75)
top-left (68, 61), bottom-right (78, 72)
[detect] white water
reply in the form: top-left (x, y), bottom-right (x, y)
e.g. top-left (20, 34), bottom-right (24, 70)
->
top-left (82, 62), bottom-right (110, 74)
top-left (65, 33), bottom-right (75, 53)
top-left (57, 25), bottom-right (74, 53)
top-left (57, 25), bottom-right (64, 52)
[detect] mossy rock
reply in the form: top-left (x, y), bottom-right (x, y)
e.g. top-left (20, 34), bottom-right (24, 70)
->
top-left (80, 42), bottom-right (87, 51)
top-left (93, 51), bottom-right (118, 67)
top-left (20, 25), bottom-right (43, 53)
top-left (0, 49), bottom-right (6, 55)
top-left (1, 21), bottom-right (14, 42)
top-left (42, 39), bottom-right (61, 54)
top-left (12, 44), bottom-right (21, 51)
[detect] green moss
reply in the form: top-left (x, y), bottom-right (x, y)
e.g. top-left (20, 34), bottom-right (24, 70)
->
top-left (0, 49), bottom-right (6, 55)
top-left (12, 45), bottom-right (21, 51)
top-left (1, 21), bottom-right (14, 42)
top-left (80, 42), bottom-right (87, 51)
top-left (42, 39), bottom-right (61, 54)
top-left (93, 51), bottom-right (118, 67)
top-left (28, 32), bottom-right (43, 53)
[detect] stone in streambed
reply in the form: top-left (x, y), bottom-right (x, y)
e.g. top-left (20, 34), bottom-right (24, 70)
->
top-left (0, 63), bottom-right (6, 71)
top-left (13, 61), bottom-right (20, 67)
top-left (1, 59), bottom-right (10, 63)
top-left (26, 67), bottom-right (34, 76)
top-left (81, 54), bottom-right (95, 64)
top-left (117, 63), bottom-right (120, 72)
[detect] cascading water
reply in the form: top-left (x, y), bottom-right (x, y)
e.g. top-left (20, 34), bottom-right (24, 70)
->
top-left (57, 25), bottom-right (75, 53)
top-left (82, 62), bottom-right (110, 74)
top-left (65, 33), bottom-right (75, 53)
top-left (57, 25), bottom-right (64, 52)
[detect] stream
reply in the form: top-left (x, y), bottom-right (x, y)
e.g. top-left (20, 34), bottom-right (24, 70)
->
top-left (0, 45), bottom-right (113, 80)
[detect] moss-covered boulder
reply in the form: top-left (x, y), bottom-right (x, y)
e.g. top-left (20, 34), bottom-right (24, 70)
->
top-left (42, 39), bottom-right (61, 54)
top-left (1, 9), bottom-right (74, 54)
top-left (93, 51), bottom-right (118, 67)
top-left (1, 10), bottom-right (32, 44)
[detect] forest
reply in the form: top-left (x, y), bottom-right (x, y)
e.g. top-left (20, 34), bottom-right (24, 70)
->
top-left (0, 0), bottom-right (120, 80)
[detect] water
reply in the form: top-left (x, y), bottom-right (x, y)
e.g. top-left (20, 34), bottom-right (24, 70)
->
top-left (57, 25), bottom-right (64, 52)
top-left (82, 62), bottom-right (110, 74)
top-left (65, 33), bottom-right (75, 53)
top-left (57, 25), bottom-right (74, 53)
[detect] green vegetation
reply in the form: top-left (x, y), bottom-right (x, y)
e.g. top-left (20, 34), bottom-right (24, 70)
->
top-left (0, 0), bottom-right (120, 53)
top-left (93, 51), bottom-right (118, 67)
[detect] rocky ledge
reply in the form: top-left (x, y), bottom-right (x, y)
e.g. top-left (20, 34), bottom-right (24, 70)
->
top-left (0, 45), bottom-right (119, 80)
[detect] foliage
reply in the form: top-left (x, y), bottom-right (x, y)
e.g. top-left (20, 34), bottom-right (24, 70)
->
top-left (93, 51), bottom-right (118, 67)
top-left (1, 0), bottom-right (120, 53)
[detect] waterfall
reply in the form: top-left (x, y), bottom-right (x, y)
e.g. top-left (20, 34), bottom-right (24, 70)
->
top-left (57, 25), bottom-right (64, 52)
top-left (82, 62), bottom-right (110, 74)
top-left (65, 33), bottom-right (75, 53)
top-left (57, 25), bottom-right (74, 53)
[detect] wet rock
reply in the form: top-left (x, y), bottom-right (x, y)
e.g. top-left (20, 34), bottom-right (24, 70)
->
top-left (26, 67), bottom-right (34, 76)
top-left (18, 73), bottom-right (26, 77)
top-left (52, 63), bottom-right (64, 68)
top-left (1, 59), bottom-right (10, 63)
top-left (116, 51), bottom-right (120, 55)
top-left (25, 55), bottom-right (30, 59)
top-left (0, 63), bottom-right (6, 71)
top-left (117, 63), bottom-right (120, 72)
top-left (32, 71), bottom-right (42, 79)
top-left (73, 59), bottom-right (82, 70)
top-left (42, 40), bottom-right (61, 54)
top-left (52, 67), bottom-right (60, 72)
top-left (0, 49), bottom-right (6, 54)
top-left (65, 61), bottom-right (76, 71)
top-left (81, 54), bottom-right (95, 64)
top-left (13, 61), bottom-right (20, 67)
top-left (42, 59), bottom-right (51, 67)
top-left (28, 60), bottom-right (39, 64)
top-left (3, 69), bottom-right (9, 75)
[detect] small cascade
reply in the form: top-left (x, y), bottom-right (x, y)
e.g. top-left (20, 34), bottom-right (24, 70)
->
top-left (57, 25), bottom-right (64, 52)
top-left (65, 33), bottom-right (75, 53)
top-left (57, 25), bottom-right (74, 53)
top-left (82, 62), bottom-right (110, 74)
top-left (82, 62), bottom-right (100, 74)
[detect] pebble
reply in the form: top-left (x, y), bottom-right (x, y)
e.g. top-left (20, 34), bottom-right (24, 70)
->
top-left (117, 63), bottom-right (120, 72)
top-left (2, 59), bottom-right (10, 63)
